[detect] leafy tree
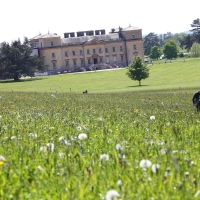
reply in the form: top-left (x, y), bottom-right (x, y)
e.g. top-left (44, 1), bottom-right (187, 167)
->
top-left (190, 42), bottom-right (200, 57)
top-left (163, 40), bottom-right (179, 59)
top-left (126, 56), bottom-right (149, 86)
top-left (150, 46), bottom-right (161, 60)
top-left (143, 33), bottom-right (159, 55)
top-left (190, 18), bottom-right (200, 43)
top-left (0, 37), bottom-right (46, 81)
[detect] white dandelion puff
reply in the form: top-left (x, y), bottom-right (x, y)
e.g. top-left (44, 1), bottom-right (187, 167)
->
top-left (37, 165), bottom-right (45, 172)
top-left (116, 180), bottom-right (122, 187)
top-left (59, 152), bottom-right (65, 158)
top-left (160, 149), bottom-right (166, 154)
top-left (0, 155), bottom-right (6, 161)
top-left (28, 133), bottom-right (37, 138)
top-left (105, 189), bottom-right (120, 200)
top-left (139, 159), bottom-right (152, 168)
top-left (78, 133), bottom-right (88, 140)
top-left (47, 143), bottom-right (54, 152)
top-left (40, 146), bottom-right (47, 152)
top-left (150, 115), bottom-right (156, 120)
top-left (151, 164), bottom-right (160, 173)
top-left (100, 154), bottom-right (109, 161)
top-left (10, 136), bottom-right (17, 140)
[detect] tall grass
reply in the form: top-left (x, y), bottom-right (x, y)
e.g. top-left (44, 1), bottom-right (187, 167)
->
top-left (0, 91), bottom-right (200, 199)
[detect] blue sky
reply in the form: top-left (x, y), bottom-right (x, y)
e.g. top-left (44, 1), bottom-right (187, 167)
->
top-left (1, 0), bottom-right (200, 43)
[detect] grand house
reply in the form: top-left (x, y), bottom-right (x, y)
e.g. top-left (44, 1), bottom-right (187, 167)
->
top-left (30, 26), bottom-right (144, 73)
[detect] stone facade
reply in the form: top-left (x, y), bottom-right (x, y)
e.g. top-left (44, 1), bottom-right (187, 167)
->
top-left (30, 26), bottom-right (144, 73)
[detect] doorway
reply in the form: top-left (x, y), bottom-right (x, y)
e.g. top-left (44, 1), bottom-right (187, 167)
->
top-left (93, 58), bottom-right (98, 64)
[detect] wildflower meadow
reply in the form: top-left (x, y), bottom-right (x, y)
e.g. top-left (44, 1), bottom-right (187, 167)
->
top-left (0, 90), bottom-right (200, 199)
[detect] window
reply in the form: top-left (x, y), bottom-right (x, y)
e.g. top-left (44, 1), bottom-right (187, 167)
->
top-left (53, 63), bottom-right (56, 68)
top-left (88, 58), bottom-right (91, 64)
top-left (52, 53), bottom-right (55, 58)
top-left (106, 57), bottom-right (109, 63)
top-left (87, 50), bottom-right (90, 55)
top-left (99, 48), bottom-right (102, 54)
top-left (72, 51), bottom-right (75, 56)
top-left (121, 55), bottom-right (123, 61)
top-left (132, 34), bottom-right (136, 39)
top-left (100, 57), bottom-right (103, 63)
top-left (113, 47), bottom-right (116, 52)
top-left (51, 41), bottom-right (54, 46)
top-left (93, 49), bottom-right (96, 54)
top-left (80, 50), bottom-right (83, 55)
top-left (133, 45), bottom-right (137, 50)
top-left (81, 59), bottom-right (84, 66)
top-left (66, 60), bottom-right (69, 66)
top-left (120, 46), bottom-right (123, 52)
top-left (113, 56), bottom-right (117, 62)
top-left (105, 48), bottom-right (108, 53)
top-left (65, 52), bottom-right (68, 57)
top-left (73, 59), bottom-right (77, 66)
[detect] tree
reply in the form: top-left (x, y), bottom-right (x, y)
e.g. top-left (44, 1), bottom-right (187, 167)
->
top-left (190, 42), bottom-right (200, 57)
top-left (190, 18), bottom-right (200, 43)
top-left (163, 40), bottom-right (179, 59)
top-left (179, 34), bottom-right (194, 52)
top-left (126, 56), bottom-right (149, 86)
top-left (0, 37), bottom-right (46, 81)
top-left (143, 33), bottom-right (159, 55)
top-left (150, 46), bottom-right (161, 60)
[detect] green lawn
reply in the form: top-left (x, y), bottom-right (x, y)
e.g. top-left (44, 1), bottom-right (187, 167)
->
top-left (0, 57), bottom-right (200, 93)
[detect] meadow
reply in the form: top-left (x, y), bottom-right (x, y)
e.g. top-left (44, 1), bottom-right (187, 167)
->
top-left (1, 58), bottom-right (200, 199)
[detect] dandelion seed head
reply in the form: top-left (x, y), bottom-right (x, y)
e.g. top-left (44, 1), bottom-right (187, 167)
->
top-left (150, 115), bottom-right (156, 120)
top-left (78, 133), bottom-right (88, 140)
top-left (100, 154), bottom-right (109, 161)
top-left (47, 143), bottom-right (54, 152)
top-left (139, 159), bottom-right (152, 168)
top-left (116, 180), bottom-right (122, 187)
top-left (0, 155), bottom-right (6, 161)
top-left (105, 189), bottom-right (120, 200)
top-left (151, 164), bottom-right (160, 173)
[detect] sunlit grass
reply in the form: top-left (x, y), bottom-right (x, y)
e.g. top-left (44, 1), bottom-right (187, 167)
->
top-left (0, 57), bottom-right (200, 93)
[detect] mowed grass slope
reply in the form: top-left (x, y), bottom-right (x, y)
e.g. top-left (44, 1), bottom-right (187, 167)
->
top-left (0, 57), bottom-right (200, 93)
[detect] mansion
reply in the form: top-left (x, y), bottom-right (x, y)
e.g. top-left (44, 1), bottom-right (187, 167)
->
top-left (30, 26), bottom-right (144, 73)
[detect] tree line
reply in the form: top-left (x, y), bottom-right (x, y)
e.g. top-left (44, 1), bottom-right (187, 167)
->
top-left (143, 18), bottom-right (200, 59)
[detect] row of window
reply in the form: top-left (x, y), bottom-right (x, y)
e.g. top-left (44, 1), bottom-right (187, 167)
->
top-left (64, 55), bottom-right (123, 67)
top-left (54, 45), bottom-right (137, 57)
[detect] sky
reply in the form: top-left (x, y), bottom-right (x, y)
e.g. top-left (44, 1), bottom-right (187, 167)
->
top-left (0, 0), bottom-right (200, 43)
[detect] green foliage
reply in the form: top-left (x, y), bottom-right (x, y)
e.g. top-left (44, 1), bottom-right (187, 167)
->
top-left (190, 42), bottom-right (200, 57)
top-left (143, 33), bottom-right (159, 55)
top-left (150, 46), bottom-right (161, 59)
top-left (0, 38), bottom-right (47, 81)
top-left (126, 56), bottom-right (149, 86)
top-left (163, 40), bottom-right (179, 59)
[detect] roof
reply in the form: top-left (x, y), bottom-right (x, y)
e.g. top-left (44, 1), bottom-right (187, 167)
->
top-left (61, 33), bottom-right (122, 45)
top-left (111, 26), bottom-right (141, 33)
top-left (30, 33), bottom-right (60, 40)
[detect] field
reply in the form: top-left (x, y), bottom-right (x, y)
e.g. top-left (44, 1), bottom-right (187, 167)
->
top-left (1, 58), bottom-right (200, 199)
top-left (0, 57), bottom-right (200, 93)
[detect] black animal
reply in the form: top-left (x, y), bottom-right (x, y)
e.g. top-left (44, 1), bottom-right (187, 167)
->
top-left (83, 90), bottom-right (88, 94)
